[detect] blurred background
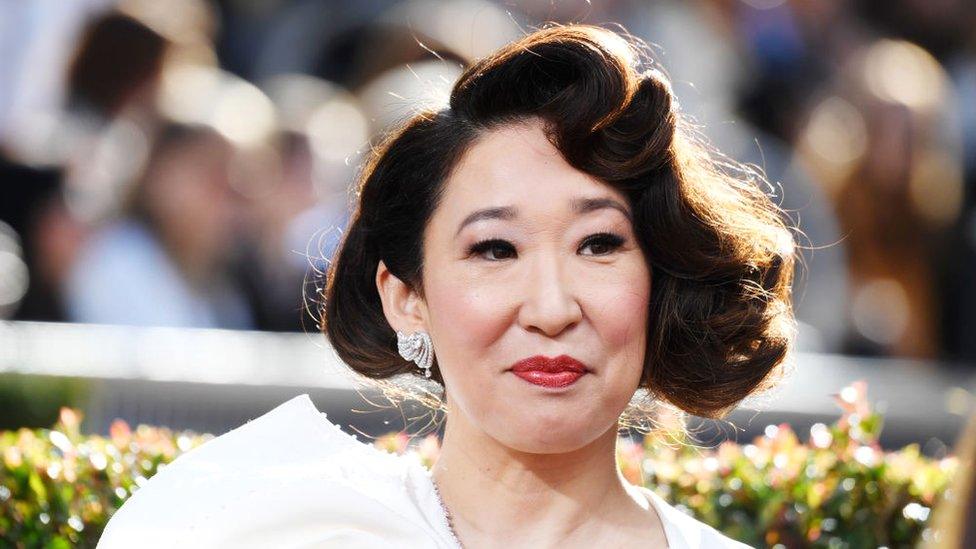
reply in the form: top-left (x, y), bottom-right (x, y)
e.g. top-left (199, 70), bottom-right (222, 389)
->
top-left (1, 0), bottom-right (975, 454)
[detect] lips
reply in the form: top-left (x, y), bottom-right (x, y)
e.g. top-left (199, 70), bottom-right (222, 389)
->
top-left (509, 355), bottom-right (588, 388)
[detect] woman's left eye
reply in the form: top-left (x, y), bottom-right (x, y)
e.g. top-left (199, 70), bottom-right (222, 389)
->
top-left (578, 232), bottom-right (626, 256)
top-left (466, 232), bottom-right (626, 261)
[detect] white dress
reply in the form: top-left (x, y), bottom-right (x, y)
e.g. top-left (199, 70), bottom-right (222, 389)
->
top-left (98, 395), bottom-right (752, 548)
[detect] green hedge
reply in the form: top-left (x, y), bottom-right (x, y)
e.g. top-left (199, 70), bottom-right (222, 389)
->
top-left (0, 374), bottom-right (91, 432)
top-left (1, 382), bottom-right (958, 548)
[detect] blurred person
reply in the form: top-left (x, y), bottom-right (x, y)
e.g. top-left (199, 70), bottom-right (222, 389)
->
top-left (618, 0), bottom-right (850, 352)
top-left (796, 39), bottom-right (963, 359)
top-left (923, 402), bottom-right (976, 548)
top-left (99, 26), bottom-right (794, 547)
top-left (726, 0), bottom-right (862, 144)
top-left (710, 0), bottom-right (974, 361)
top-left (0, 0), bottom-right (117, 158)
top-left (233, 129), bottom-right (349, 331)
top-left (228, 75), bottom-right (361, 331)
top-left (2, 9), bottom-right (172, 321)
top-left (0, 159), bottom-right (76, 321)
top-left (50, 10), bottom-right (173, 176)
top-left (236, 0), bottom-right (388, 84)
top-left (63, 2), bottom-right (220, 129)
top-left (62, 6), bottom-right (226, 225)
top-left (64, 122), bottom-right (254, 329)
top-left (940, 9), bottom-right (976, 363)
top-left (65, 11), bottom-right (169, 124)
top-left (1, 167), bottom-right (90, 322)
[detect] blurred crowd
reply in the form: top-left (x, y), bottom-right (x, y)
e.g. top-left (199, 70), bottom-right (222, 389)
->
top-left (1, 0), bottom-right (975, 364)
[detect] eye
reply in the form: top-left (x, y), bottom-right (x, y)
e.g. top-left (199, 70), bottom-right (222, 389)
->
top-left (467, 239), bottom-right (516, 261)
top-left (579, 232), bottom-right (626, 256)
top-left (467, 232), bottom-right (626, 261)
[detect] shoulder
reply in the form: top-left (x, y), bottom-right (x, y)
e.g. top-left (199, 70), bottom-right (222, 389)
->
top-left (72, 220), bottom-right (162, 274)
top-left (637, 486), bottom-right (754, 549)
top-left (98, 395), bottom-right (456, 549)
top-left (65, 220), bottom-right (183, 324)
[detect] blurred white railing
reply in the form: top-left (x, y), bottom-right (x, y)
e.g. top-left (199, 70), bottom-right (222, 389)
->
top-left (0, 320), bottom-right (356, 389)
top-left (2, 320), bottom-right (975, 449)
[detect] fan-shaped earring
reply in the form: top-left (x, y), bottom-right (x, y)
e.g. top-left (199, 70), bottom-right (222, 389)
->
top-left (397, 330), bottom-right (434, 378)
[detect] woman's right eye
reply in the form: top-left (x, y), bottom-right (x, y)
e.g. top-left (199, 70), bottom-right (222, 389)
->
top-left (467, 239), bottom-right (516, 261)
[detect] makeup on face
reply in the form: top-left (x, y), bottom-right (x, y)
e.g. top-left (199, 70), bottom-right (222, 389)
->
top-left (509, 354), bottom-right (590, 389)
top-left (418, 121), bottom-right (651, 452)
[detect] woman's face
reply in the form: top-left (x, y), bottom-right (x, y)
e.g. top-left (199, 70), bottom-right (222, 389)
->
top-left (418, 119), bottom-right (651, 453)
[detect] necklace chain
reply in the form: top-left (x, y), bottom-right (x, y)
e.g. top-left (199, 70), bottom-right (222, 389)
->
top-left (430, 477), bottom-right (465, 548)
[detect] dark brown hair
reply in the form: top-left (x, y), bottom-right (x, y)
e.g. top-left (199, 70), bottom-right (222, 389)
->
top-left (320, 25), bottom-right (796, 420)
top-left (67, 12), bottom-right (168, 118)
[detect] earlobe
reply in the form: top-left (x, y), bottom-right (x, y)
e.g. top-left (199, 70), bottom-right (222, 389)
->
top-left (376, 260), bottom-right (425, 333)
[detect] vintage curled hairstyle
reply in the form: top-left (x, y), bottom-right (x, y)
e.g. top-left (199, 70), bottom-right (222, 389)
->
top-left (320, 25), bottom-right (796, 423)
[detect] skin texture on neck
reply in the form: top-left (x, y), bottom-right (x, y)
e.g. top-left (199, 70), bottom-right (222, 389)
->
top-left (431, 404), bottom-right (668, 548)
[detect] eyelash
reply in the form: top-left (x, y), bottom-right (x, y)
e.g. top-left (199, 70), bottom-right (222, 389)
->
top-left (466, 232), bottom-right (627, 261)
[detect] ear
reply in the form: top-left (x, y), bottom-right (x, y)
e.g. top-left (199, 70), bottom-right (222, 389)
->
top-left (376, 260), bottom-right (427, 334)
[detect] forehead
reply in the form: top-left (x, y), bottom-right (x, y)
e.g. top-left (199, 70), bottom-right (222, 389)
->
top-left (436, 120), bottom-right (628, 223)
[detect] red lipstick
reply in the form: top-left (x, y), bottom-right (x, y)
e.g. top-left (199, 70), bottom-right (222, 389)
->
top-left (509, 355), bottom-right (588, 388)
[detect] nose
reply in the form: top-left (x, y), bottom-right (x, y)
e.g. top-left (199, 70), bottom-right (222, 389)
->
top-left (516, 253), bottom-right (583, 337)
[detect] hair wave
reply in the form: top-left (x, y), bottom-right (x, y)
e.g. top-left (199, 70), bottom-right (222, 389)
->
top-left (320, 24), bottom-right (797, 422)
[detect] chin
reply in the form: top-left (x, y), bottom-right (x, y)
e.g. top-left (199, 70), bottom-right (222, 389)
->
top-left (506, 435), bottom-right (595, 455)
top-left (498, 418), bottom-right (609, 455)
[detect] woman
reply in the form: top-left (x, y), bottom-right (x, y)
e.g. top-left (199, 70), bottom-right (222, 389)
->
top-left (99, 25), bottom-right (795, 548)
top-left (65, 123), bottom-right (254, 329)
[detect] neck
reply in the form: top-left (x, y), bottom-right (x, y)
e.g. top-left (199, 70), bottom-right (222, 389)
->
top-left (430, 406), bottom-right (651, 546)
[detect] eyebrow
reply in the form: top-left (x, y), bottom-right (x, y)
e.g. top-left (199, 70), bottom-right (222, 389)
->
top-left (454, 197), bottom-right (633, 237)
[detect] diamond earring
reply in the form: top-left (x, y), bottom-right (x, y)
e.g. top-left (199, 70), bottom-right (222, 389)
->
top-left (397, 330), bottom-right (434, 378)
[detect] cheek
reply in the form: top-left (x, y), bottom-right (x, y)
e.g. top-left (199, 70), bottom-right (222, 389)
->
top-left (587, 264), bottom-right (651, 353)
top-left (586, 262), bottom-right (651, 412)
top-left (423, 269), bottom-right (513, 361)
